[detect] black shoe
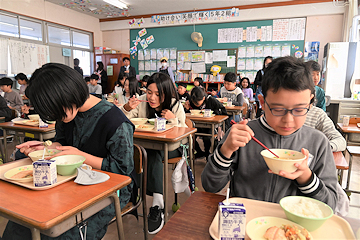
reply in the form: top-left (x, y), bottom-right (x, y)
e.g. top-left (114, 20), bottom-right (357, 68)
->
top-left (148, 206), bottom-right (164, 234)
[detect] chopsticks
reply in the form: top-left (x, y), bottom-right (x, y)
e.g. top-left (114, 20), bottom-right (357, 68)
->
top-left (137, 100), bottom-right (149, 102)
top-left (230, 120), bottom-right (279, 158)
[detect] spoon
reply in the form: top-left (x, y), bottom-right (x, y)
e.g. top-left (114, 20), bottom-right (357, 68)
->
top-left (230, 120), bottom-right (279, 158)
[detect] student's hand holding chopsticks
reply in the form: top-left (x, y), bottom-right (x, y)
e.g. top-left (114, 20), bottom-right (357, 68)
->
top-left (124, 95), bottom-right (141, 111)
top-left (220, 119), bottom-right (254, 159)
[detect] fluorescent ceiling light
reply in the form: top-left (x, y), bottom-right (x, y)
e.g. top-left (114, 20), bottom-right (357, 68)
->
top-left (103, 0), bottom-right (128, 9)
top-left (0, 22), bottom-right (33, 31)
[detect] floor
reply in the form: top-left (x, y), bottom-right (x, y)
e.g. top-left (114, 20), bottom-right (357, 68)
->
top-left (0, 142), bottom-right (359, 239)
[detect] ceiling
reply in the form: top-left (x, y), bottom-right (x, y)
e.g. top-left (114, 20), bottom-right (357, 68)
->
top-left (45, 0), bottom-right (294, 19)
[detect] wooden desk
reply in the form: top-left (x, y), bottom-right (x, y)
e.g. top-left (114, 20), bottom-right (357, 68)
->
top-left (154, 191), bottom-right (357, 240)
top-left (0, 122), bottom-right (56, 163)
top-left (225, 105), bottom-right (245, 121)
top-left (186, 114), bottom-right (228, 154)
top-left (333, 151), bottom-right (349, 186)
top-left (154, 191), bottom-right (224, 240)
top-left (133, 126), bottom-right (197, 223)
top-left (0, 159), bottom-right (131, 240)
top-left (337, 123), bottom-right (360, 145)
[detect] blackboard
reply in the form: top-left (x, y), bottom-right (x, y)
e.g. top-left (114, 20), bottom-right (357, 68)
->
top-left (130, 18), bottom-right (305, 75)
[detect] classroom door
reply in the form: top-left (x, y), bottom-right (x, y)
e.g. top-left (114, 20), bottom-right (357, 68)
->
top-left (95, 53), bottom-right (130, 94)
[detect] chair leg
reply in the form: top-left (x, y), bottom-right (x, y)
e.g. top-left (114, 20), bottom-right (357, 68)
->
top-left (345, 152), bottom-right (353, 192)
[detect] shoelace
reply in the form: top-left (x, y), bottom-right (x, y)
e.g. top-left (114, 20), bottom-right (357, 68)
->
top-left (148, 206), bottom-right (160, 220)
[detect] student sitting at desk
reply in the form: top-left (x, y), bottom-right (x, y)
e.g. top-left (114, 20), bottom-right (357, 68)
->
top-left (88, 73), bottom-right (102, 95)
top-left (213, 72), bottom-right (244, 122)
top-left (202, 56), bottom-right (338, 211)
top-left (240, 77), bottom-right (254, 101)
top-left (306, 60), bottom-right (326, 111)
top-left (4, 63), bottom-right (135, 240)
top-left (120, 72), bottom-right (186, 234)
top-left (186, 86), bottom-right (229, 158)
top-left (15, 73), bottom-right (29, 96)
top-left (0, 77), bottom-right (24, 113)
top-left (177, 82), bottom-right (190, 102)
top-left (116, 76), bottom-right (140, 106)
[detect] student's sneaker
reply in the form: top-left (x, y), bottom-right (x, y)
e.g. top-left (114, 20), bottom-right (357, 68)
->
top-left (148, 205), bottom-right (164, 234)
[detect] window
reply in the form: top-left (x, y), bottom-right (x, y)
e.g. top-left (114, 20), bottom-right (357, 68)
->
top-left (19, 18), bottom-right (42, 41)
top-left (48, 25), bottom-right (70, 46)
top-left (0, 13), bottom-right (19, 37)
top-left (73, 31), bottom-right (90, 49)
top-left (73, 50), bottom-right (91, 76)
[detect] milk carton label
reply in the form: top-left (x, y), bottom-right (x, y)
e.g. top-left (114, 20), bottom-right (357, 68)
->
top-left (204, 109), bottom-right (212, 117)
top-left (155, 118), bottom-right (166, 131)
top-left (219, 202), bottom-right (246, 240)
top-left (33, 160), bottom-right (57, 187)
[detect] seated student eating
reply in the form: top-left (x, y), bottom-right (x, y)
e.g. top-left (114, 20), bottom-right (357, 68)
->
top-left (202, 56), bottom-right (338, 211)
top-left (3, 63), bottom-right (135, 240)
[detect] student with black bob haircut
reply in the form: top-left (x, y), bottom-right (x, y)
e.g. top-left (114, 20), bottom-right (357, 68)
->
top-left (117, 76), bottom-right (140, 105)
top-left (5, 63), bottom-right (135, 240)
top-left (120, 72), bottom-right (186, 234)
top-left (187, 86), bottom-right (229, 158)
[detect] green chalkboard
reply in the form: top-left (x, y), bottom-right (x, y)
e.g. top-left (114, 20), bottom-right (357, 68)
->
top-left (130, 19), bottom-right (305, 74)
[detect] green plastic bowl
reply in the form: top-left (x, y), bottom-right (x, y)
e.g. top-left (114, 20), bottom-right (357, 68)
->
top-left (148, 118), bottom-right (156, 125)
top-left (280, 196), bottom-right (333, 232)
top-left (51, 155), bottom-right (86, 176)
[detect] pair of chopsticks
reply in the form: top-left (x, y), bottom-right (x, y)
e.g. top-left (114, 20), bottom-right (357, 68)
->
top-left (137, 100), bottom-right (149, 103)
top-left (230, 120), bottom-right (279, 158)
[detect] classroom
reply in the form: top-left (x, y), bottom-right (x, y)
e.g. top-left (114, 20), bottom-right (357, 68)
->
top-left (0, 0), bottom-right (359, 239)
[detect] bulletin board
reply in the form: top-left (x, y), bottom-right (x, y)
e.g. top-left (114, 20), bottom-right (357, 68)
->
top-left (130, 18), bottom-right (306, 78)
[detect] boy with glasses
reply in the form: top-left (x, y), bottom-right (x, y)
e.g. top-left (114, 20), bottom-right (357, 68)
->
top-left (202, 56), bottom-right (338, 211)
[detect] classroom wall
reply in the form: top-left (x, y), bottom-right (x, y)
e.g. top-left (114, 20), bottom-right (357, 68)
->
top-left (0, 0), bottom-right (102, 46)
top-left (305, 14), bottom-right (344, 64)
top-left (102, 30), bottom-right (129, 53)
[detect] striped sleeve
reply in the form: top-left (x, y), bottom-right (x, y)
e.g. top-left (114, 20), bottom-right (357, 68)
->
top-left (210, 144), bottom-right (234, 170)
top-left (296, 172), bottom-right (323, 197)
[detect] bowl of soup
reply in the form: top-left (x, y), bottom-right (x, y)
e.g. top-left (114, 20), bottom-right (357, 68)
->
top-left (260, 149), bottom-right (306, 174)
top-left (51, 155), bottom-right (86, 176)
top-left (29, 149), bottom-right (61, 162)
top-left (130, 118), bottom-right (148, 125)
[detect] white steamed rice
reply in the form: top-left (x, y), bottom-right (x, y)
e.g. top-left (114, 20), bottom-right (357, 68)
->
top-left (284, 198), bottom-right (324, 218)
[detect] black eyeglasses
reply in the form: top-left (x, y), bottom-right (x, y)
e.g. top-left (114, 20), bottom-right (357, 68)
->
top-left (264, 100), bottom-right (310, 116)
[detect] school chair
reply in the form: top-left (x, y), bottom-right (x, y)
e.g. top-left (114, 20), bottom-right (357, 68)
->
top-left (110, 144), bottom-right (149, 240)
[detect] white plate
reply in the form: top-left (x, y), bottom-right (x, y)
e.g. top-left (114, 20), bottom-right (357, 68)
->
top-left (246, 216), bottom-right (313, 240)
top-left (4, 165), bottom-right (33, 182)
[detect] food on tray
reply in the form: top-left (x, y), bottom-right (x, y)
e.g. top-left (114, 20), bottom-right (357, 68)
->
top-left (137, 125), bottom-right (154, 129)
top-left (282, 198), bottom-right (324, 218)
top-left (264, 225), bottom-right (311, 240)
top-left (11, 170), bottom-right (33, 179)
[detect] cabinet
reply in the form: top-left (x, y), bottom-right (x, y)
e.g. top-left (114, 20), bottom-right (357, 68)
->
top-left (328, 98), bottom-right (360, 124)
top-left (95, 53), bottom-right (130, 94)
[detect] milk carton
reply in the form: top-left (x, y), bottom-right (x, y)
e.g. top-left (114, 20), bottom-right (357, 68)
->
top-left (218, 202), bottom-right (246, 240)
top-left (39, 118), bottom-right (48, 128)
top-left (203, 109), bottom-right (212, 117)
top-left (155, 118), bottom-right (166, 131)
top-left (33, 160), bottom-right (57, 187)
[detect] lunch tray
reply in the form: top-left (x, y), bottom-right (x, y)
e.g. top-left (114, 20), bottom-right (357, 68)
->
top-left (13, 119), bottom-right (39, 126)
top-left (135, 124), bottom-right (175, 133)
top-left (0, 158), bottom-right (77, 190)
top-left (186, 113), bottom-right (215, 119)
top-left (209, 197), bottom-right (356, 240)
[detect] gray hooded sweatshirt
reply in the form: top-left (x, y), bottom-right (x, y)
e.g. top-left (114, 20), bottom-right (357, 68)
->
top-left (201, 116), bottom-right (338, 210)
